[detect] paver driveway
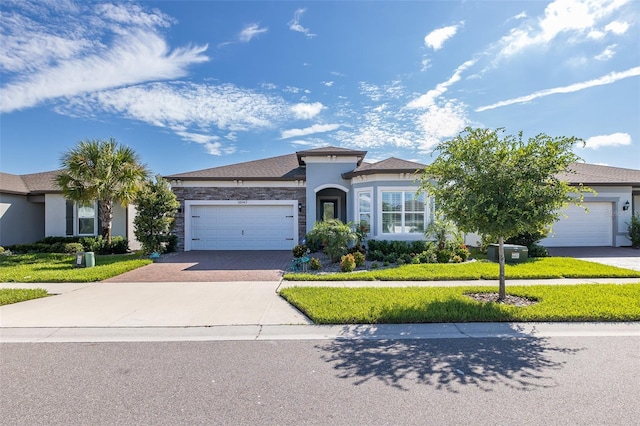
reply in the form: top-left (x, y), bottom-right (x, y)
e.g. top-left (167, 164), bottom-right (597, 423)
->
top-left (104, 250), bottom-right (293, 282)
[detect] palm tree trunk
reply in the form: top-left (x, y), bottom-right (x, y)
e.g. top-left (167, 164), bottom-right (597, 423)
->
top-left (498, 236), bottom-right (506, 301)
top-left (99, 200), bottom-right (114, 244)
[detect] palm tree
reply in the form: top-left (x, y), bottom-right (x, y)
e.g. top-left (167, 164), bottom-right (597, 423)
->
top-left (56, 138), bottom-right (149, 244)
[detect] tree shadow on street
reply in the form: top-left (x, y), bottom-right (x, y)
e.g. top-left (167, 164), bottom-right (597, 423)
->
top-left (318, 331), bottom-right (581, 393)
top-left (316, 296), bottom-right (584, 393)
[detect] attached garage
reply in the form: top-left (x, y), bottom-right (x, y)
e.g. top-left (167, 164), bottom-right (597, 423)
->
top-left (185, 201), bottom-right (297, 251)
top-left (540, 202), bottom-right (613, 247)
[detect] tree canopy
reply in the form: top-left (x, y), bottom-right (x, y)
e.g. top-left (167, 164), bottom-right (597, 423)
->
top-left (134, 175), bottom-right (180, 254)
top-left (419, 127), bottom-right (589, 299)
top-left (56, 138), bottom-right (149, 243)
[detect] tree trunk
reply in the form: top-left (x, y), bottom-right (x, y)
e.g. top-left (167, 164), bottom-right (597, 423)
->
top-left (99, 200), bottom-right (114, 244)
top-left (498, 236), bottom-right (506, 301)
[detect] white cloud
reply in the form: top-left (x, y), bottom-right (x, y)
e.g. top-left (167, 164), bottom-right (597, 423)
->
top-left (0, 31), bottom-right (208, 113)
top-left (424, 23), bottom-right (461, 50)
top-left (291, 102), bottom-right (324, 119)
top-left (416, 102), bottom-right (469, 151)
top-left (281, 123), bottom-right (340, 139)
top-left (0, 2), bottom-right (208, 113)
top-left (498, 0), bottom-right (631, 58)
top-left (322, 81), bottom-right (334, 87)
top-left (407, 60), bottom-right (476, 109)
top-left (584, 132), bottom-right (632, 149)
top-left (476, 66), bottom-right (640, 112)
top-left (595, 44), bottom-right (617, 60)
top-left (288, 8), bottom-right (316, 38)
top-left (239, 24), bottom-right (268, 42)
top-left (604, 20), bottom-right (629, 34)
top-left (421, 58), bottom-right (431, 72)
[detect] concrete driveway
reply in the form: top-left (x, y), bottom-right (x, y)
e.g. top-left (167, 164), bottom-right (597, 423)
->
top-left (547, 247), bottom-right (640, 271)
top-left (104, 250), bottom-right (293, 282)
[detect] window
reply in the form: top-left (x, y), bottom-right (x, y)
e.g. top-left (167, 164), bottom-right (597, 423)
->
top-left (77, 202), bottom-right (97, 235)
top-left (382, 191), bottom-right (426, 234)
top-left (357, 191), bottom-right (371, 231)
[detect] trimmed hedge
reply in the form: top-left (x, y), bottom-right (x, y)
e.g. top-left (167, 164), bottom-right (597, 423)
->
top-left (7, 236), bottom-right (129, 255)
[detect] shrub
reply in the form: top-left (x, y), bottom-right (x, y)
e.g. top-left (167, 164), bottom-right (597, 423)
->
top-left (309, 257), bottom-right (322, 270)
top-left (383, 253), bottom-right (398, 264)
top-left (163, 234), bottom-right (178, 253)
top-left (371, 262), bottom-right (379, 269)
top-left (63, 243), bottom-right (84, 254)
top-left (529, 244), bottom-right (549, 258)
top-left (629, 213), bottom-right (640, 248)
top-left (306, 220), bottom-right (357, 262)
top-left (367, 249), bottom-right (384, 261)
top-left (453, 244), bottom-right (470, 262)
top-left (352, 251), bottom-right (365, 267)
top-left (340, 254), bottom-right (356, 272)
top-left (292, 244), bottom-right (308, 258)
top-left (436, 249), bottom-right (452, 263)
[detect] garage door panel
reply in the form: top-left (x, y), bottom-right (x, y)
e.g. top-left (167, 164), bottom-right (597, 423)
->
top-left (541, 203), bottom-right (612, 247)
top-left (190, 204), bottom-right (295, 250)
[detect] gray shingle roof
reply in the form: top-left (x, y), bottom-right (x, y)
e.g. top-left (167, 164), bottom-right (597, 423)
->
top-left (296, 146), bottom-right (367, 166)
top-left (342, 157), bottom-right (426, 178)
top-left (165, 153), bottom-right (306, 181)
top-left (0, 170), bottom-right (60, 194)
top-left (559, 163), bottom-right (640, 185)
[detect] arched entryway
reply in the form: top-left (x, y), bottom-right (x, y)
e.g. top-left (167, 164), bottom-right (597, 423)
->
top-left (316, 187), bottom-right (347, 223)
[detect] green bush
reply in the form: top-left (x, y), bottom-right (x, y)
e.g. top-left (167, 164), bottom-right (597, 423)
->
top-left (628, 213), bottom-right (640, 248)
top-left (292, 244), bottom-right (308, 258)
top-left (306, 220), bottom-right (356, 262)
top-left (341, 253), bottom-right (356, 272)
top-left (352, 251), bottom-right (365, 267)
top-left (63, 243), bottom-right (84, 254)
top-left (309, 257), bottom-right (322, 270)
top-left (529, 244), bottom-right (549, 258)
top-left (162, 234), bottom-right (178, 253)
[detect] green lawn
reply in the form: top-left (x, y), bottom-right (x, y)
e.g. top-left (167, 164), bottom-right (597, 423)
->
top-left (0, 288), bottom-right (49, 305)
top-left (279, 284), bottom-right (640, 324)
top-left (0, 253), bottom-right (152, 283)
top-left (284, 257), bottom-right (640, 281)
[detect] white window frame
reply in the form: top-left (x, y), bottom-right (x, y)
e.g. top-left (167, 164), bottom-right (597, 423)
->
top-left (377, 187), bottom-right (430, 236)
top-left (76, 201), bottom-right (98, 236)
top-left (355, 187), bottom-right (373, 235)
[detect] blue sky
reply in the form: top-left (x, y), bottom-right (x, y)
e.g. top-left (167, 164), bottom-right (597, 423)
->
top-left (1, 0), bottom-right (639, 176)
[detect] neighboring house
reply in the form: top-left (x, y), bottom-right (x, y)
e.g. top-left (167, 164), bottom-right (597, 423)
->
top-left (166, 147), bottom-right (640, 251)
top-left (0, 170), bottom-right (137, 247)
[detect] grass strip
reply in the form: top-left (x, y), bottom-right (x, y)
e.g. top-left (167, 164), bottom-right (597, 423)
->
top-left (279, 284), bottom-right (640, 324)
top-left (0, 288), bottom-right (49, 305)
top-left (0, 253), bottom-right (152, 283)
top-left (284, 258), bottom-right (640, 281)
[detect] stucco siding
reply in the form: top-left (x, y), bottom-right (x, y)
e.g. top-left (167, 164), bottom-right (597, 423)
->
top-left (0, 193), bottom-right (45, 245)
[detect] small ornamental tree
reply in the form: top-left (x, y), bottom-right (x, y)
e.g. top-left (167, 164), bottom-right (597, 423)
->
top-left (420, 127), bottom-right (590, 301)
top-left (134, 175), bottom-right (180, 254)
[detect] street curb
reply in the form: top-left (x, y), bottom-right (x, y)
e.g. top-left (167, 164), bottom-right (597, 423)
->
top-left (2, 322), bottom-right (639, 343)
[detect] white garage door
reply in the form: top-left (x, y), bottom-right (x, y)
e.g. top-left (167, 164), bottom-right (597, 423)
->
top-left (540, 202), bottom-right (613, 247)
top-left (190, 204), bottom-right (295, 250)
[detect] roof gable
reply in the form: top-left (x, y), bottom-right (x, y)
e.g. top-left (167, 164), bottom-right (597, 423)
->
top-left (560, 163), bottom-right (640, 185)
top-left (0, 170), bottom-right (60, 194)
top-left (343, 157), bottom-right (426, 178)
top-left (296, 146), bottom-right (367, 166)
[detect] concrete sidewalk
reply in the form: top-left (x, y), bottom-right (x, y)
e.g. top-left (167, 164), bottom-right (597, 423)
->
top-left (1, 278), bottom-right (639, 342)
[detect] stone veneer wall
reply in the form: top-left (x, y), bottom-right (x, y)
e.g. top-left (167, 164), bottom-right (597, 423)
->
top-left (172, 186), bottom-right (306, 251)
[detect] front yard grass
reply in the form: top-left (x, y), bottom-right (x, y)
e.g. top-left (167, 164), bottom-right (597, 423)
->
top-left (0, 253), bottom-right (152, 283)
top-left (0, 288), bottom-right (49, 305)
top-left (279, 284), bottom-right (640, 324)
top-left (284, 257), bottom-right (640, 281)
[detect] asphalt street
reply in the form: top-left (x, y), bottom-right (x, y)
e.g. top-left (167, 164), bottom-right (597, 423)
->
top-left (2, 336), bottom-right (639, 425)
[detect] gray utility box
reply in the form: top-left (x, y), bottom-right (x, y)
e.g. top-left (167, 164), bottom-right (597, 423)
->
top-left (487, 244), bottom-right (528, 263)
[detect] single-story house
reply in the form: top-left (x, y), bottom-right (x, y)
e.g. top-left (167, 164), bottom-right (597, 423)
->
top-left (0, 170), bottom-right (137, 247)
top-left (165, 146), bottom-right (640, 251)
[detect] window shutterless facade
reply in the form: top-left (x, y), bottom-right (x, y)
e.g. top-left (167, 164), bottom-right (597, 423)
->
top-left (380, 190), bottom-right (429, 234)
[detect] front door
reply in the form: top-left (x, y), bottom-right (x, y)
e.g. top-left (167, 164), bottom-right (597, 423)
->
top-left (321, 200), bottom-right (337, 221)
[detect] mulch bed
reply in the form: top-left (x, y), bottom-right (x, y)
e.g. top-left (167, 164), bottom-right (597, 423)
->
top-left (465, 292), bottom-right (538, 307)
